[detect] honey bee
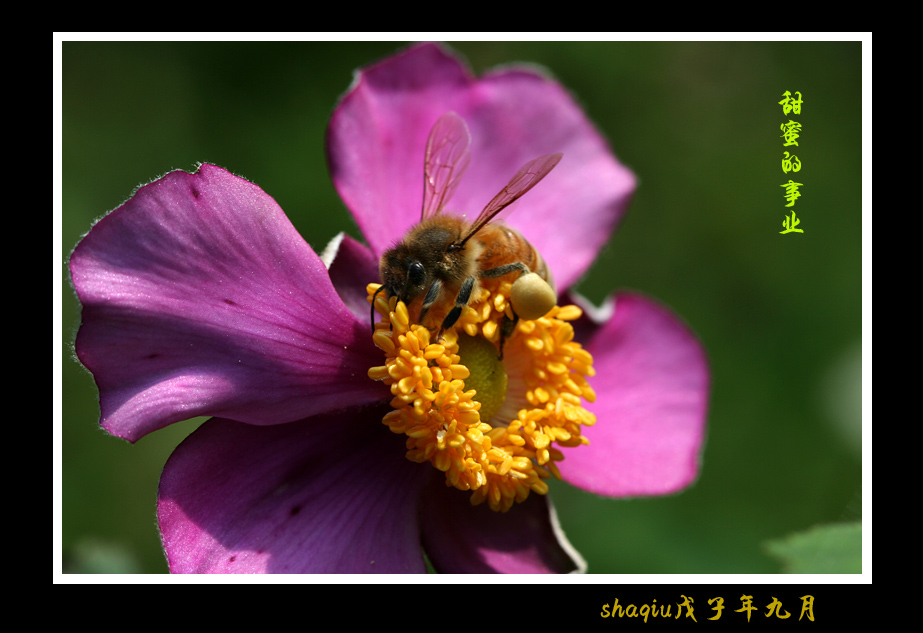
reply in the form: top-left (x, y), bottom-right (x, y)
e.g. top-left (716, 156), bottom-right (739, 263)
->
top-left (374, 111), bottom-right (561, 347)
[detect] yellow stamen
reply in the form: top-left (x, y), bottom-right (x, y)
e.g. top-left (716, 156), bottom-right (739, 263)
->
top-left (366, 279), bottom-right (596, 513)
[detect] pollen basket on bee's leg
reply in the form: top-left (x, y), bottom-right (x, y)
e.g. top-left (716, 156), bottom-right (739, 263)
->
top-left (366, 280), bottom-right (596, 513)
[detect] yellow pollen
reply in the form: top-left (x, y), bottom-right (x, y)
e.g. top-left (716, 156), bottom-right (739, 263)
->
top-left (367, 279), bottom-right (596, 513)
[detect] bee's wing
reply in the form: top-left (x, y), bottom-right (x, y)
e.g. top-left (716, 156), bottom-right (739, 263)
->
top-left (422, 112), bottom-right (471, 219)
top-left (458, 152), bottom-right (563, 245)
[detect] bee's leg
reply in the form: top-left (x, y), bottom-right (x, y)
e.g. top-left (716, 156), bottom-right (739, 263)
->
top-left (418, 279), bottom-right (443, 325)
top-left (371, 285), bottom-right (388, 332)
top-left (484, 262), bottom-right (556, 322)
top-left (481, 261), bottom-right (530, 279)
top-left (481, 262), bottom-right (528, 358)
top-left (439, 275), bottom-right (475, 333)
top-left (497, 313), bottom-right (519, 360)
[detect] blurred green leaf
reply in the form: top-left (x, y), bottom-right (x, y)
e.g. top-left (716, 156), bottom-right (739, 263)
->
top-left (765, 523), bottom-right (862, 573)
top-left (62, 538), bottom-right (142, 574)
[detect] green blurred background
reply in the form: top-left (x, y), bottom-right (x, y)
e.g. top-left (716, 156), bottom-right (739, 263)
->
top-left (59, 40), bottom-right (863, 574)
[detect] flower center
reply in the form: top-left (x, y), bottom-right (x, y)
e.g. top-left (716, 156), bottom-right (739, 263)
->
top-left (455, 333), bottom-right (507, 424)
top-left (367, 279), bottom-right (596, 513)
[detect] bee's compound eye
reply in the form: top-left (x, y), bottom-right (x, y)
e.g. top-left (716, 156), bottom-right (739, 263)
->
top-left (408, 260), bottom-right (426, 287)
top-left (510, 272), bottom-right (557, 321)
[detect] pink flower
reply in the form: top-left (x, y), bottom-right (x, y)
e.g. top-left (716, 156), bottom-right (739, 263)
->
top-left (69, 43), bottom-right (708, 573)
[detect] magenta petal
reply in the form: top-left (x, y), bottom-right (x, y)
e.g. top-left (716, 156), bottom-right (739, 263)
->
top-left (420, 477), bottom-right (584, 573)
top-left (559, 293), bottom-right (709, 497)
top-left (328, 42), bottom-right (636, 291)
top-left (70, 164), bottom-right (384, 442)
top-left (327, 43), bottom-right (472, 256)
top-left (158, 407), bottom-right (428, 573)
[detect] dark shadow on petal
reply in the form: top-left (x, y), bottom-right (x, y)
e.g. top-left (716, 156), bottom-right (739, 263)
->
top-left (325, 233), bottom-right (382, 323)
top-left (158, 405), bottom-right (430, 573)
top-left (419, 477), bottom-right (584, 574)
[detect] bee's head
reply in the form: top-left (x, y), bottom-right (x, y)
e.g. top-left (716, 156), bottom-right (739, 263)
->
top-left (380, 245), bottom-right (427, 304)
top-left (373, 245), bottom-right (429, 331)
